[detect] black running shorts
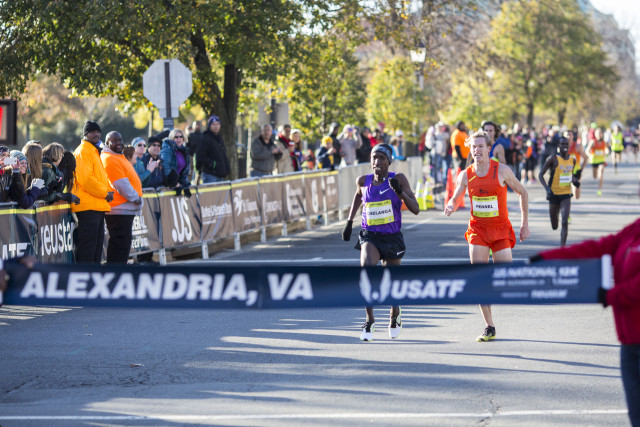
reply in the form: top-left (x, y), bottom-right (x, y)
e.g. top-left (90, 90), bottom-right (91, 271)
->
top-left (355, 229), bottom-right (406, 260)
top-left (548, 193), bottom-right (572, 205)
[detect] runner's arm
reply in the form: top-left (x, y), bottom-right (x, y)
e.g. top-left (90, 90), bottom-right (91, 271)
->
top-left (346, 175), bottom-right (365, 221)
top-left (493, 144), bottom-right (506, 164)
top-left (500, 164), bottom-right (529, 241)
top-left (538, 155), bottom-right (556, 195)
top-left (443, 170), bottom-right (467, 216)
top-left (577, 144), bottom-right (588, 170)
top-left (393, 173), bottom-right (419, 215)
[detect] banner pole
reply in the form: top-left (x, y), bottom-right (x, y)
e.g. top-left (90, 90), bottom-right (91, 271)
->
top-left (601, 254), bottom-right (613, 290)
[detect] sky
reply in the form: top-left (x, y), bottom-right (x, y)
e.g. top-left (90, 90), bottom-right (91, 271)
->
top-left (589, 0), bottom-right (640, 70)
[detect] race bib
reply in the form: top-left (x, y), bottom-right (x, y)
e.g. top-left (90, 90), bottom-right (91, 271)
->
top-left (365, 200), bottom-right (394, 225)
top-left (594, 149), bottom-right (604, 157)
top-left (472, 196), bottom-right (499, 218)
top-left (559, 173), bottom-right (572, 186)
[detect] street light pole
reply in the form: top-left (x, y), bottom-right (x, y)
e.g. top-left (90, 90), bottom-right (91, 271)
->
top-left (410, 43), bottom-right (427, 155)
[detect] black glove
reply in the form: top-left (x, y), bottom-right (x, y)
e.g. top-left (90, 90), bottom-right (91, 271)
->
top-left (342, 220), bottom-right (353, 241)
top-left (572, 174), bottom-right (581, 188)
top-left (545, 188), bottom-right (553, 201)
top-left (166, 169), bottom-right (179, 188)
top-left (71, 194), bottom-right (80, 204)
top-left (573, 169), bottom-right (582, 180)
top-left (56, 192), bottom-right (73, 203)
top-left (175, 187), bottom-right (183, 197)
top-left (598, 287), bottom-right (608, 307)
top-left (183, 187), bottom-right (192, 198)
top-left (389, 177), bottom-right (402, 196)
top-left (529, 254), bottom-right (543, 263)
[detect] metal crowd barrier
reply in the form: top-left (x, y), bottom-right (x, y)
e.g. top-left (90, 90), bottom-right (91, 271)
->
top-left (0, 157), bottom-right (423, 265)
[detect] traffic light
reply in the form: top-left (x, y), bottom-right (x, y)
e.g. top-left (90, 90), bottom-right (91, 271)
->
top-left (0, 99), bottom-right (17, 145)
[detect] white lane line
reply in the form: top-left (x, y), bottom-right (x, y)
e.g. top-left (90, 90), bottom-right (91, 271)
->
top-left (0, 409), bottom-right (627, 421)
top-left (405, 217), bottom-right (436, 230)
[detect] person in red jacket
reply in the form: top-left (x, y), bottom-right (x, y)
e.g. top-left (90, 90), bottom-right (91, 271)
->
top-left (533, 211), bottom-right (640, 426)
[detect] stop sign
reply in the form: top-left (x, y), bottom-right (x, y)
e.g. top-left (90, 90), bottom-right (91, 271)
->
top-left (143, 59), bottom-right (192, 119)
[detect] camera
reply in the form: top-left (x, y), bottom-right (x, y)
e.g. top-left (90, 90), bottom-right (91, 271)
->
top-left (3, 157), bottom-right (17, 166)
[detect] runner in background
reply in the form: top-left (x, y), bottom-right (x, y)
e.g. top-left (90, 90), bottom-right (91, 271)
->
top-left (610, 124), bottom-right (624, 174)
top-left (444, 130), bottom-right (529, 342)
top-left (538, 137), bottom-right (575, 247)
top-left (342, 143), bottom-right (419, 342)
top-left (566, 129), bottom-right (587, 200)
top-left (585, 128), bottom-right (608, 196)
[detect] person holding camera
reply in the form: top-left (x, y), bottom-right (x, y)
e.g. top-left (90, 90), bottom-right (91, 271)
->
top-left (1, 145), bottom-right (44, 208)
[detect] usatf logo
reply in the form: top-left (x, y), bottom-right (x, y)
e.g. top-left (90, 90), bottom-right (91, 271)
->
top-left (234, 190), bottom-right (244, 216)
top-left (359, 269), bottom-right (467, 303)
top-left (359, 269), bottom-right (391, 304)
top-left (170, 197), bottom-right (193, 243)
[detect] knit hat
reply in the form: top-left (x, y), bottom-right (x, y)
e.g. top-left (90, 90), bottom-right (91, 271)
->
top-left (148, 136), bottom-right (162, 146)
top-left (371, 143), bottom-right (393, 164)
top-left (207, 115), bottom-right (221, 127)
top-left (9, 150), bottom-right (26, 162)
top-left (83, 120), bottom-right (101, 136)
top-left (322, 135), bottom-right (333, 146)
top-left (131, 137), bottom-right (146, 147)
top-left (0, 145), bottom-right (8, 155)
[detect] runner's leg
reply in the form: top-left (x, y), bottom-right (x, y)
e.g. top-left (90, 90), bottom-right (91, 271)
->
top-left (470, 244), bottom-right (493, 327)
top-left (361, 242), bottom-right (381, 324)
top-left (549, 202), bottom-right (560, 231)
top-left (560, 197), bottom-right (571, 247)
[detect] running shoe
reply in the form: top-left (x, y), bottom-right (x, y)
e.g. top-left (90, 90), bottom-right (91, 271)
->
top-left (360, 322), bottom-right (375, 341)
top-left (388, 308), bottom-right (402, 339)
top-left (476, 326), bottom-right (496, 342)
top-left (597, 190), bottom-right (602, 196)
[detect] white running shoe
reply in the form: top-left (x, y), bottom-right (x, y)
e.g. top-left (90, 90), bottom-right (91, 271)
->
top-left (388, 308), bottom-right (402, 339)
top-left (360, 322), bottom-right (375, 341)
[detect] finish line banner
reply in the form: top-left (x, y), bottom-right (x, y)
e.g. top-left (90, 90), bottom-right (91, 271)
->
top-left (1, 258), bottom-right (610, 308)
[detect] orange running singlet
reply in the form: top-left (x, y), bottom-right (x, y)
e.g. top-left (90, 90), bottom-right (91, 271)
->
top-left (465, 159), bottom-right (515, 251)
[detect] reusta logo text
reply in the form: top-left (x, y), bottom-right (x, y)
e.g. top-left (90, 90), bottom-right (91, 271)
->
top-left (359, 269), bottom-right (466, 303)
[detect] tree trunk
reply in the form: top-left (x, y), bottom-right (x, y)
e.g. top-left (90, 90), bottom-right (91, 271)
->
top-left (220, 64), bottom-right (240, 180)
top-left (557, 106), bottom-right (566, 126)
top-left (526, 103), bottom-right (534, 128)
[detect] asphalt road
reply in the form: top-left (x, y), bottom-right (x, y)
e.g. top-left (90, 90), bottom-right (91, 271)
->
top-left (1, 161), bottom-right (638, 426)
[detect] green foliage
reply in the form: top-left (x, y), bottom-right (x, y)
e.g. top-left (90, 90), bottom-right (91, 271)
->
top-left (0, 0), bottom-right (361, 178)
top-left (366, 56), bottom-right (430, 135)
top-left (286, 35), bottom-right (367, 144)
top-left (446, 0), bottom-right (618, 127)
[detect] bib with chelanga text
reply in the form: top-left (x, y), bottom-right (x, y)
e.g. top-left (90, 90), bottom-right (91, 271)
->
top-left (365, 200), bottom-right (394, 225)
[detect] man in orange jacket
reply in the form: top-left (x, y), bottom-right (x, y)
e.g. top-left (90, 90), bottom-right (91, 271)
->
top-left (72, 121), bottom-right (114, 263)
top-left (101, 131), bottom-right (144, 263)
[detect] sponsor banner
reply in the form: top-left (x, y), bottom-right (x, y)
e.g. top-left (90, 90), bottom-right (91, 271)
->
top-left (157, 189), bottom-right (202, 248)
top-left (0, 203), bottom-right (35, 260)
top-left (231, 180), bottom-right (262, 232)
top-left (282, 173), bottom-right (305, 221)
top-left (2, 259), bottom-right (603, 308)
top-left (130, 190), bottom-right (162, 254)
top-left (323, 170), bottom-right (339, 211)
top-left (198, 183), bottom-right (234, 241)
top-left (303, 172), bottom-right (325, 215)
top-left (35, 202), bottom-right (74, 263)
top-left (258, 177), bottom-right (284, 226)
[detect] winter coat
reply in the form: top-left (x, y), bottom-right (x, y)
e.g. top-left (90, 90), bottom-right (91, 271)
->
top-left (197, 130), bottom-right (230, 178)
top-left (141, 153), bottom-right (165, 188)
top-left (41, 159), bottom-right (65, 203)
top-left (160, 138), bottom-right (191, 188)
top-left (250, 135), bottom-right (277, 175)
top-left (539, 218), bottom-right (640, 345)
top-left (72, 140), bottom-right (112, 213)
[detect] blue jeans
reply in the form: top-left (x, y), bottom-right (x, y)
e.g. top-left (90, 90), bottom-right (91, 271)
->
top-left (621, 344), bottom-right (640, 427)
top-left (201, 172), bottom-right (222, 184)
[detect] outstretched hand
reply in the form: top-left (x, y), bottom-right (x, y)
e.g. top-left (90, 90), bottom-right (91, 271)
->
top-left (342, 220), bottom-right (353, 241)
